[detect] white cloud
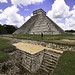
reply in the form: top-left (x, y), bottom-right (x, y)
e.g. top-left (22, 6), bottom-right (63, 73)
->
top-left (11, 0), bottom-right (44, 7)
top-left (73, 5), bottom-right (75, 9)
top-left (69, 5), bottom-right (75, 19)
top-left (0, 6), bottom-right (24, 27)
top-left (0, 22), bottom-right (2, 24)
top-left (47, 0), bottom-right (70, 21)
top-left (57, 23), bottom-right (65, 28)
top-left (31, 13), bottom-right (33, 16)
top-left (0, 9), bottom-right (3, 12)
top-left (0, 0), bottom-right (8, 3)
top-left (25, 16), bottom-right (30, 22)
top-left (25, 13), bottom-right (33, 22)
top-left (0, 14), bottom-right (7, 20)
top-left (64, 5), bottom-right (75, 30)
top-left (0, 9), bottom-right (6, 20)
top-left (46, 0), bottom-right (75, 30)
top-left (57, 5), bottom-right (75, 30)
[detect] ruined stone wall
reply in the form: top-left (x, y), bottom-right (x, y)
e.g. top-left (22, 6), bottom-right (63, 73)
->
top-left (1, 35), bottom-right (74, 52)
top-left (1, 37), bottom-right (75, 52)
top-left (21, 50), bottom-right (44, 73)
top-left (0, 48), bottom-right (62, 75)
top-left (0, 37), bottom-right (75, 75)
top-left (10, 38), bottom-right (75, 52)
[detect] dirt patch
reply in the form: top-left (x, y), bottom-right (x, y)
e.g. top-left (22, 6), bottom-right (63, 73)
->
top-left (60, 39), bottom-right (75, 42)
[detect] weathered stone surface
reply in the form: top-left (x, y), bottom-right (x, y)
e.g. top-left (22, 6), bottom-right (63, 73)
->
top-left (14, 9), bottom-right (64, 34)
top-left (3, 46), bottom-right (16, 53)
top-left (0, 37), bottom-right (75, 75)
top-left (0, 48), bottom-right (62, 75)
top-left (21, 50), bottom-right (44, 73)
top-left (1, 36), bottom-right (75, 52)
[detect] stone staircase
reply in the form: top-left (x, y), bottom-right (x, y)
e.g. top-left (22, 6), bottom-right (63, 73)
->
top-left (39, 50), bottom-right (62, 74)
top-left (30, 14), bottom-right (49, 34)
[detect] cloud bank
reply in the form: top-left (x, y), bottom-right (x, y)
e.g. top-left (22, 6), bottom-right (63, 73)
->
top-left (47, 0), bottom-right (75, 30)
top-left (0, 0), bottom-right (8, 3)
top-left (0, 0), bottom-right (45, 27)
top-left (47, 0), bottom-right (70, 21)
top-left (0, 6), bottom-right (24, 27)
top-left (11, 0), bottom-right (44, 7)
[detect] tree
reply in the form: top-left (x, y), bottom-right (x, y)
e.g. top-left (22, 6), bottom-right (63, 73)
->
top-left (65, 30), bottom-right (75, 33)
top-left (3, 24), bottom-right (18, 34)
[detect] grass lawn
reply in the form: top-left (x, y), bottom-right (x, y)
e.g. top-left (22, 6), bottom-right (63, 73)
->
top-left (53, 51), bottom-right (75, 75)
top-left (0, 38), bottom-right (12, 63)
top-left (12, 33), bottom-right (75, 40)
top-left (0, 51), bottom-right (9, 63)
top-left (1, 33), bottom-right (75, 39)
top-left (1, 33), bottom-right (74, 46)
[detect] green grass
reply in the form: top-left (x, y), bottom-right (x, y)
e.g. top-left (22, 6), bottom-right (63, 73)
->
top-left (53, 51), bottom-right (75, 75)
top-left (12, 33), bottom-right (75, 40)
top-left (0, 33), bottom-right (75, 46)
top-left (0, 51), bottom-right (9, 63)
top-left (0, 38), bottom-right (13, 63)
top-left (1, 33), bottom-right (75, 40)
top-left (12, 33), bottom-right (75, 46)
top-left (0, 39), bottom-right (12, 51)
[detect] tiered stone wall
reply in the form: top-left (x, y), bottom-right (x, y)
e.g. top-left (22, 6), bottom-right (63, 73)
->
top-left (0, 37), bottom-right (75, 75)
top-left (10, 38), bottom-right (75, 52)
top-left (21, 50), bottom-right (44, 73)
top-left (0, 48), bottom-right (62, 75)
top-left (1, 37), bottom-right (75, 52)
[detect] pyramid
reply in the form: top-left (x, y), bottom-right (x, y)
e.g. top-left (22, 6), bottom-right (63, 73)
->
top-left (14, 9), bottom-right (64, 34)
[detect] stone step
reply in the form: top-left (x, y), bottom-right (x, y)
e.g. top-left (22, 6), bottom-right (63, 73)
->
top-left (42, 62), bottom-right (55, 68)
top-left (44, 54), bottom-right (58, 60)
top-left (43, 58), bottom-right (57, 64)
top-left (31, 30), bottom-right (49, 33)
top-left (33, 25), bottom-right (48, 28)
top-left (32, 26), bottom-right (49, 29)
top-left (44, 55), bottom-right (59, 61)
top-left (40, 65), bottom-right (53, 72)
top-left (45, 50), bottom-right (62, 55)
top-left (44, 56), bottom-right (58, 62)
top-left (45, 58), bottom-right (57, 63)
top-left (45, 52), bottom-right (60, 58)
top-left (44, 54), bottom-right (58, 59)
top-left (39, 67), bottom-right (49, 73)
top-left (42, 60), bottom-right (56, 66)
top-left (32, 28), bottom-right (49, 31)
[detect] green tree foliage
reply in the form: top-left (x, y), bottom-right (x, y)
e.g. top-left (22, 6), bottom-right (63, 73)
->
top-left (65, 30), bottom-right (75, 33)
top-left (3, 24), bottom-right (18, 34)
top-left (0, 24), bottom-right (8, 34)
top-left (0, 24), bottom-right (18, 34)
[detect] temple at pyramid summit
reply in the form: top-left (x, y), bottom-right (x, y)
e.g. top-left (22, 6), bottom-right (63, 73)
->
top-left (14, 9), bottom-right (64, 34)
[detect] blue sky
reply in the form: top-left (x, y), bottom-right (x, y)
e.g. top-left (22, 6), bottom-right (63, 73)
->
top-left (0, 0), bottom-right (75, 30)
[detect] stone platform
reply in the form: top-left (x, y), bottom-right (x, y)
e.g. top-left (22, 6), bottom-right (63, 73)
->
top-left (13, 42), bottom-right (63, 54)
top-left (12, 42), bottom-right (63, 74)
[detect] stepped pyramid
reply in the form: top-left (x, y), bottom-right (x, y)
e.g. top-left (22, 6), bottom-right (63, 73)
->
top-left (14, 9), bottom-right (64, 34)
